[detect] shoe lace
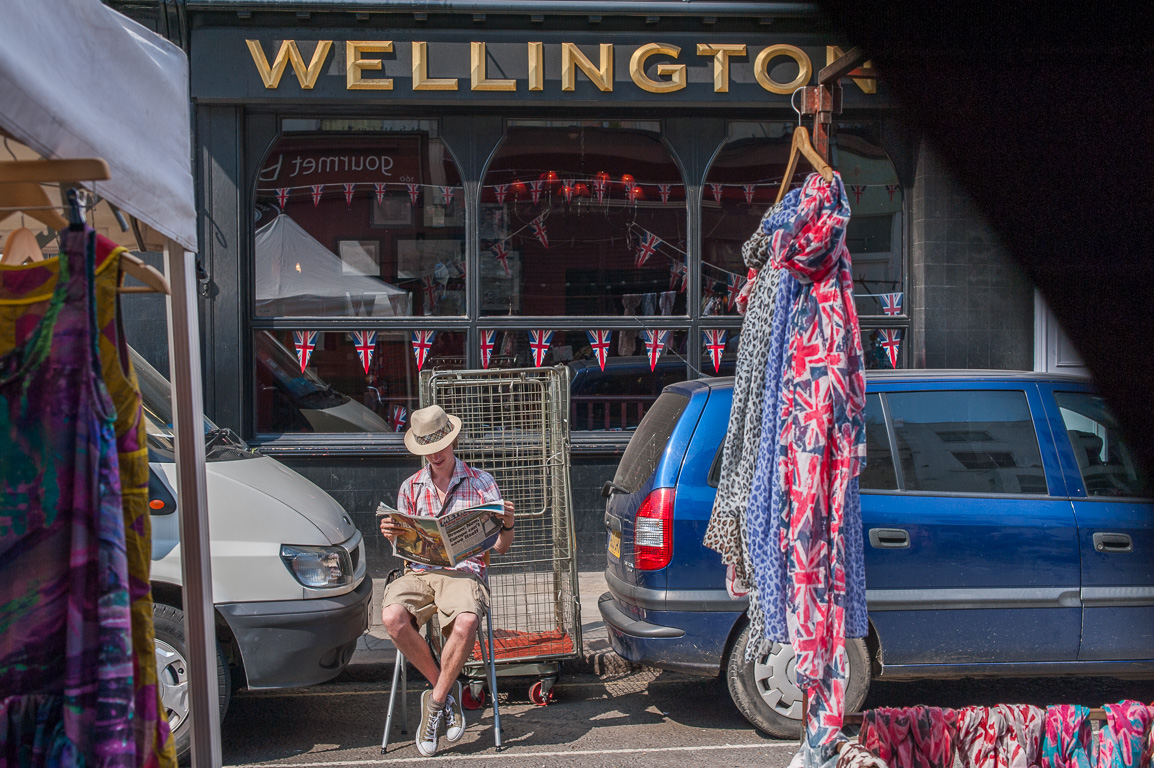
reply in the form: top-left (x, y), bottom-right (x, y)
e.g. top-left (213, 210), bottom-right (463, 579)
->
top-left (423, 707), bottom-right (442, 741)
top-left (444, 696), bottom-right (458, 730)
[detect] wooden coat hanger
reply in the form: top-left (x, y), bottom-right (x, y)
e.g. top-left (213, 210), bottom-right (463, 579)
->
top-left (0, 158), bottom-right (170, 294)
top-left (1, 227), bottom-right (44, 265)
top-left (774, 126), bottom-right (835, 206)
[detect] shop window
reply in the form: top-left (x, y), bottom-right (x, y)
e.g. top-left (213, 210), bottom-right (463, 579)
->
top-left (253, 329), bottom-right (464, 435)
top-left (480, 123), bottom-right (687, 319)
top-left (254, 122), bottom-right (465, 318)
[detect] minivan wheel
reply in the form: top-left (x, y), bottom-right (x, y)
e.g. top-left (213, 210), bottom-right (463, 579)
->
top-left (725, 623), bottom-right (870, 739)
top-left (153, 603), bottom-right (231, 763)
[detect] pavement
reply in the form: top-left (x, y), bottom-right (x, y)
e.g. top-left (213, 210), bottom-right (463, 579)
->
top-left (345, 568), bottom-right (644, 681)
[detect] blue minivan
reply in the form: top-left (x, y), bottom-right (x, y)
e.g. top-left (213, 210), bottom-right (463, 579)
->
top-left (599, 371), bottom-right (1152, 737)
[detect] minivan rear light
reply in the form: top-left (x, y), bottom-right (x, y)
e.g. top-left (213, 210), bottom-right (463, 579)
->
top-left (634, 487), bottom-right (675, 570)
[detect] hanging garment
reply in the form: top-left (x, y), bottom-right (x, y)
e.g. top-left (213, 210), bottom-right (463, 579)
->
top-left (658, 290), bottom-right (676, 316)
top-left (0, 225), bottom-right (136, 768)
top-left (620, 294), bottom-right (642, 356)
top-left (640, 292), bottom-right (657, 316)
top-left (702, 199), bottom-right (790, 598)
top-left (1041, 705), bottom-right (1093, 768)
top-left (0, 238), bottom-right (178, 768)
top-left (771, 172), bottom-right (867, 752)
top-left (954, 705), bottom-right (1045, 768)
top-left (1096, 701), bottom-right (1153, 768)
top-left (860, 707), bottom-right (958, 768)
top-left (836, 741), bottom-right (889, 768)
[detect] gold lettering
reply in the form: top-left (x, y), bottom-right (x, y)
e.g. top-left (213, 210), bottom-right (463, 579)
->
top-left (696, 44), bottom-right (746, 93)
top-left (346, 41), bottom-right (394, 90)
top-left (471, 42), bottom-right (516, 91)
top-left (827, 46), bottom-right (876, 94)
top-left (528, 42), bottom-right (544, 91)
top-left (630, 43), bottom-right (685, 94)
top-left (754, 44), bottom-right (811, 94)
top-left (561, 43), bottom-right (613, 92)
top-left (412, 41), bottom-right (459, 91)
top-left (246, 39), bottom-right (333, 90)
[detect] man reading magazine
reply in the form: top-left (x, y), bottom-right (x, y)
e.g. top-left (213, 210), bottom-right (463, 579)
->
top-left (378, 404), bottom-right (515, 758)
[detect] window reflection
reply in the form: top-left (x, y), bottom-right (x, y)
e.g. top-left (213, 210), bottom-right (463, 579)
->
top-left (254, 131), bottom-right (465, 317)
top-left (254, 329), bottom-right (464, 434)
top-left (481, 125), bottom-right (687, 317)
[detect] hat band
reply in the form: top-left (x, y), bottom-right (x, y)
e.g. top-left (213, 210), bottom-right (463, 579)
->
top-left (415, 422), bottom-right (454, 445)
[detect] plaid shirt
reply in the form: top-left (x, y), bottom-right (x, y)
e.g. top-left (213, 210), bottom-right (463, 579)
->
top-left (397, 458), bottom-right (502, 580)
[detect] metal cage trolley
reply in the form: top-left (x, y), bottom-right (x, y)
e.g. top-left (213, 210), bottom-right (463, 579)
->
top-left (421, 366), bottom-right (580, 706)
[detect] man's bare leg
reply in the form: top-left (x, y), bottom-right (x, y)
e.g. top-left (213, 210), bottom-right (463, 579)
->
top-left (382, 604), bottom-right (441, 686)
top-left (433, 612), bottom-right (479, 702)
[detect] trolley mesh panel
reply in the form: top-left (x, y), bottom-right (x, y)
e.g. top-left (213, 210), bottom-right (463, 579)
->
top-left (421, 367), bottom-right (580, 664)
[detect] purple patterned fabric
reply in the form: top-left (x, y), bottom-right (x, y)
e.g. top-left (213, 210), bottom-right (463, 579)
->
top-left (0, 226), bottom-right (136, 768)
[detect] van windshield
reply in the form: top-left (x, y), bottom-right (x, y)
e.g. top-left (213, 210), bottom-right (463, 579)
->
top-left (613, 391), bottom-right (689, 493)
top-left (129, 348), bottom-right (250, 458)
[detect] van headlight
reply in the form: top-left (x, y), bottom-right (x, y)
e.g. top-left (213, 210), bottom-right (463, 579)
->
top-left (280, 545), bottom-right (353, 588)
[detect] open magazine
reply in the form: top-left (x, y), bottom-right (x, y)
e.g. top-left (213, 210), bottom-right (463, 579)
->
top-left (376, 499), bottom-right (504, 567)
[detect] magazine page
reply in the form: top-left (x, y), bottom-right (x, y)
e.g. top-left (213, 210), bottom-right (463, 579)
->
top-left (440, 500), bottom-right (504, 564)
top-left (376, 503), bottom-right (453, 567)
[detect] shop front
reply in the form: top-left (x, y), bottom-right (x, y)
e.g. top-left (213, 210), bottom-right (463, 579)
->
top-left (125, 2), bottom-right (1033, 571)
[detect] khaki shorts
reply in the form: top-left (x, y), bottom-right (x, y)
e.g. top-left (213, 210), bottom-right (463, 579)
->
top-left (381, 569), bottom-right (488, 635)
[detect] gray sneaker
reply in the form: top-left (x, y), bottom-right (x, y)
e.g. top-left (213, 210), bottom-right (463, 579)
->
top-left (416, 690), bottom-right (442, 757)
top-left (444, 682), bottom-right (466, 743)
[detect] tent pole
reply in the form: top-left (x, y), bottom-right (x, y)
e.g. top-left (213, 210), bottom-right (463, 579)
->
top-left (164, 237), bottom-right (222, 768)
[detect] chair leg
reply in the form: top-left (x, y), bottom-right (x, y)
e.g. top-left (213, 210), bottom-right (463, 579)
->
top-left (381, 649), bottom-right (407, 754)
top-left (481, 612), bottom-right (502, 751)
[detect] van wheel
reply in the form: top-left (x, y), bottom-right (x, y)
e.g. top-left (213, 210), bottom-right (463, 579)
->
top-left (725, 623), bottom-right (870, 739)
top-left (153, 603), bottom-right (231, 763)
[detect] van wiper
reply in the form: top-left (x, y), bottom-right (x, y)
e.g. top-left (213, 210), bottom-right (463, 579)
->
top-left (602, 480), bottom-right (630, 498)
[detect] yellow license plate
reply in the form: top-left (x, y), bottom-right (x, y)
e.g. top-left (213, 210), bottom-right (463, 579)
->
top-left (608, 530), bottom-right (621, 559)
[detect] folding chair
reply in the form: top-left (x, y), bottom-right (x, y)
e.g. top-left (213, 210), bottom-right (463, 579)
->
top-left (380, 563), bottom-right (503, 753)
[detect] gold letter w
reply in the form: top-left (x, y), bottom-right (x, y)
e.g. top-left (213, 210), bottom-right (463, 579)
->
top-left (246, 40), bottom-right (333, 90)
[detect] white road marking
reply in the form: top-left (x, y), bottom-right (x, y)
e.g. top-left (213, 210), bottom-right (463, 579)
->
top-left (227, 742), bottom-right (795, 767)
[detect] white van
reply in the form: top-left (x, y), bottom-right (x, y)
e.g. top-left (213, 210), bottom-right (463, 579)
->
top-left (133, 349), bottom-right (371, 759)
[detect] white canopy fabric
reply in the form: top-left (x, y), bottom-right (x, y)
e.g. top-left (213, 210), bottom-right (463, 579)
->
top-left (0, 0), bottom-right (197, 250)
top-left (255, 214), bottom-right (411, 316)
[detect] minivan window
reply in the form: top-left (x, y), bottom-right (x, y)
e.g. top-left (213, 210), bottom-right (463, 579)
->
top-left (859, 393), bottom-right (898, 490)
top-left (887, 390), bottom-right (1047, 495)
top-left (613, 391), bottom-right (689, 494)
top-left (1055, 391), bottom-right (1147, 498)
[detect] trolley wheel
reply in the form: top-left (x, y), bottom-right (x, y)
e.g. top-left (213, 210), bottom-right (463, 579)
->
top-left (462, 685), bottom-right (487, 710)
top-left (528, 680), bottom-right (554, 706)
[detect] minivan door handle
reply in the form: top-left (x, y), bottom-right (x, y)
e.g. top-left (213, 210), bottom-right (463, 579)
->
top-left (1093, 532), bottom-right (1133, 553)
top-left (869, 528), bottom-right (910, 549)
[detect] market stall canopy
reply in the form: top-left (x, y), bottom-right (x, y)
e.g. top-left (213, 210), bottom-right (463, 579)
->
top-left (0, 0), bottom-right (197, 251)
top-left (255, 213), bottom-right (411, 316)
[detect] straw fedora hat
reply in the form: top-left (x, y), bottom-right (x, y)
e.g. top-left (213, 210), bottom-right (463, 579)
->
top-left (404, 404), bottom-right (462, 456)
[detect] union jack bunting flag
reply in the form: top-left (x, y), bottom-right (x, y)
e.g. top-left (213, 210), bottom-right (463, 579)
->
top-left (352, 330), bottom-right (377, 374)
top-left (658, 183), bottom-right (672, 203)
top-left (530, 179), bottom-right (544, 204)
top-left (407, 183), bottom-right (420, 205)
top-left (490, 242), bottom-right (510, 275)
top-left (293, 330), bottom-right (318, 372)
top-left (494, 183), bottom-right (509, 204)
top-left (562, 179), bottom-right (575, 203)
top-left (374, 182), bottom-right (387, 204)
top-left (594, 179), bottom-right (606, 204)
top-left (479, 329), bottom-right (497, 369)
top-left (530, 216), bottom-right (549, 248)
top-left (421, 275), bottom-right (440, 313)
top-left (310, 184), bottom-right (324, 207)
top-left (726, 272), bottom-right (746, 310)
top-left (849, 184), bottom-right (866, 203)
top-left (743, 184), bottom-right (756, 204)
top-left (702, 329), bottom-right (727, 373)
top-left (885, 183), bottom-right (899, 201)
top-left (529, 329), bottom-right (554, 367)
top-left (440, 186), bottom-right (455, 206)
top-left (670, 261), bottom-right (687, 292)
top-left (880, 292), bottom-right (903, 316)
top-left (391, 405), bottom-right (407, 431)
top-left (411, 329), bottom-right (437, 371)
top-left (585, 329), bottom-right (612, 371)
top-left (878, 328), bottom-right (902, 368)
top-left (709, 183), bottom-right (723, 203)
top-left (626, 184), bottom-right (639, 203)
top-left (275, 188), bottom-right (290, 207)
top-left (641, 329), bottom-right (669, 371)
top-left (634, 230), bottom-right (661, 269)
top-left (343, 183), bottom-right (356, 207)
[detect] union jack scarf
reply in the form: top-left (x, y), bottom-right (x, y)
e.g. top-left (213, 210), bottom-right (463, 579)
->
top-left (770, 172), bottom-right (867, 753)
